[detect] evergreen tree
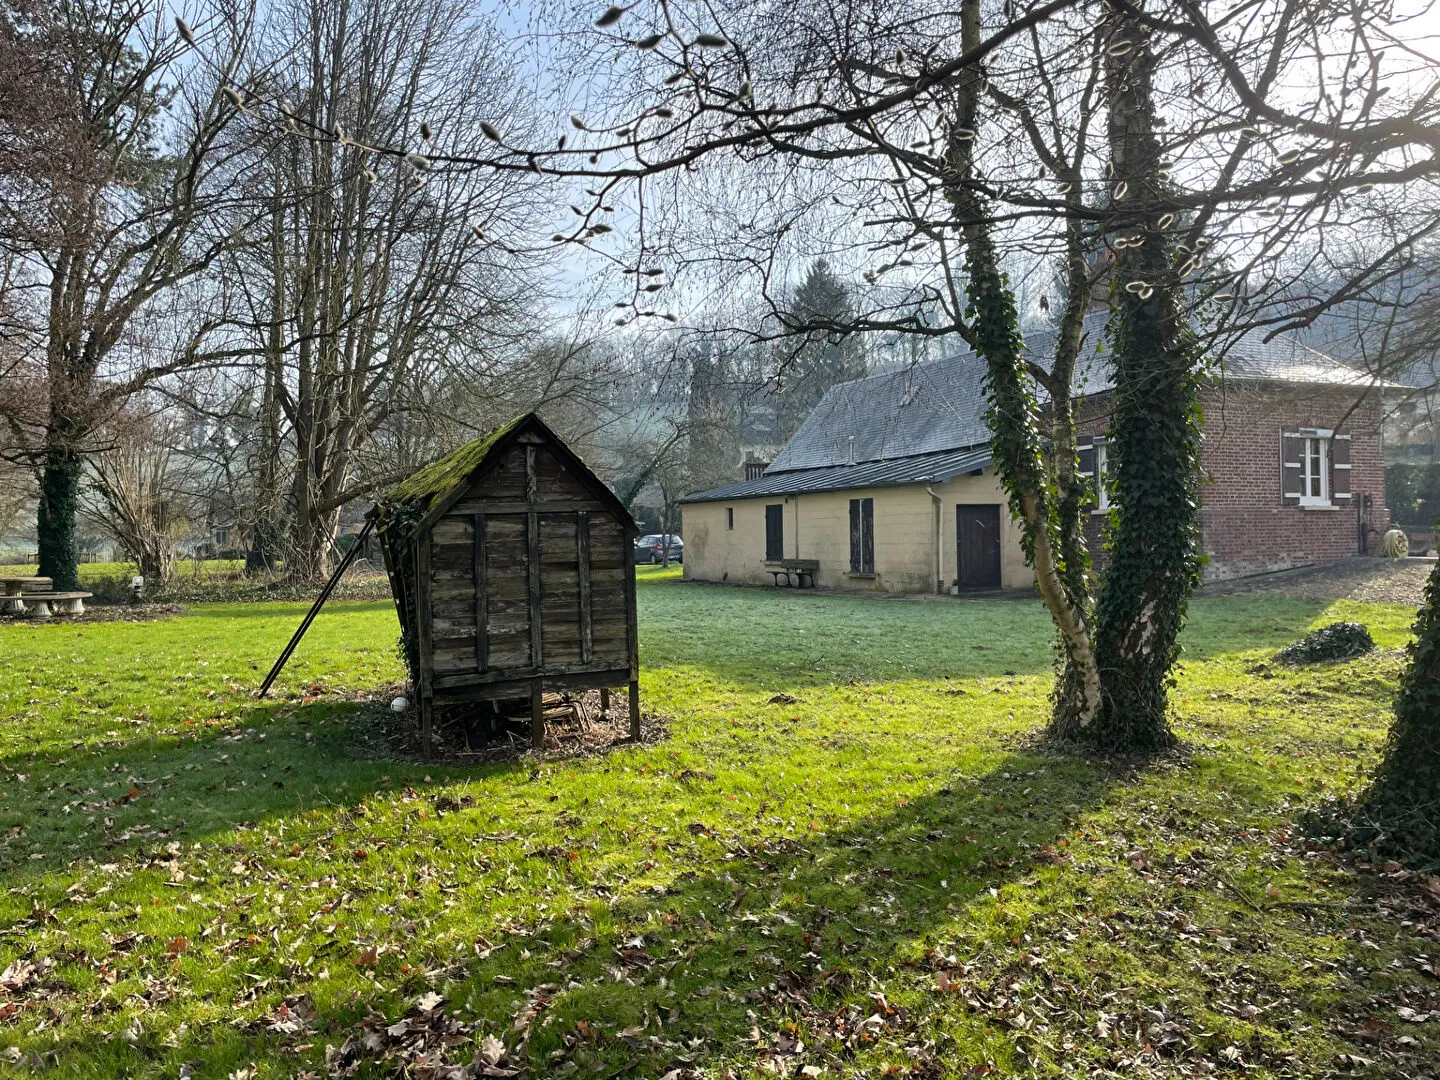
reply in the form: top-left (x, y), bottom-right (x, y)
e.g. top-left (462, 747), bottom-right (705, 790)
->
top-left (777, 259), bottom-right (867, 439)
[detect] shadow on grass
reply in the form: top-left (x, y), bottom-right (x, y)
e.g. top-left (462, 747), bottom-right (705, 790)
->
top-left (85, 748), bottom-right (1123, 1078)
top-left (0, 699), bottom-right (498, 892)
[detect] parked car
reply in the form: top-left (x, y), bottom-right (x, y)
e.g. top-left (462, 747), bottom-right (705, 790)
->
top-left (635, 534), bottom-right (683, 564)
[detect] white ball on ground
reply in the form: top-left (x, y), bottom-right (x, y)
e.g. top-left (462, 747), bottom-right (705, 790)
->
top-left (391, 696), bottom-right (408, 713)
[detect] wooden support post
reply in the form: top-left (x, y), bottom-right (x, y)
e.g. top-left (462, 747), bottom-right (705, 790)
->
top-left (258, 519), bottom-right (375, 697)
top-left (600, 686), bottom-right (611, 715)
top-left (526, 511), bottom-right (542, 668)
top-left (420, 692), bottom-right (433, 758)
top-left (628, 680), bottom-right (640, 741)
top-left (531, 682), bottom-right (545, 749)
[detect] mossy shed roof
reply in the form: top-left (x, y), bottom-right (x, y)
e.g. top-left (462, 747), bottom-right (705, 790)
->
top-left (371, 413), bottom-right (637, 536)
top-left (380, 415), bottom-right (528, 511)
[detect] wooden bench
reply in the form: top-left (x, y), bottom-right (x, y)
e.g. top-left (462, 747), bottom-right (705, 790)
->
top-left (764, 559), bottom-right (819, 588)
top-left (15, 591), bottom-right (93, 619)
top-left (1, 576), bottom-right (52, 616)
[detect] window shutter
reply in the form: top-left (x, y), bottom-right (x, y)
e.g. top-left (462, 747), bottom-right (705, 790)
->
top-left (849, 499), bottom-right (862, 573)
top-left (1332, 434), bottom-right (1352, 500)
top-left (1281, 432), bottom-right (1302, 506)
top-left (860, 498), bottom-right (874, 573)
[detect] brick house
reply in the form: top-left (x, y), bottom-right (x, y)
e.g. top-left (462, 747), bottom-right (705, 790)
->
top-left (680, 317), bottom-right (1390, 592)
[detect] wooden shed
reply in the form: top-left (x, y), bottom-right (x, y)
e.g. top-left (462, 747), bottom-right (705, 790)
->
top-left (370, 413), bottom-right (640, 752)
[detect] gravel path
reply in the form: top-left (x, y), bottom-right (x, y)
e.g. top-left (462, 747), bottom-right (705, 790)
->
top-left (1200, 557), bottom-right (1436, 605)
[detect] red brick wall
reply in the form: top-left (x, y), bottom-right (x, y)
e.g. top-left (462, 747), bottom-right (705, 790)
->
top-left (1076, 382), bottom-right (1389, 582)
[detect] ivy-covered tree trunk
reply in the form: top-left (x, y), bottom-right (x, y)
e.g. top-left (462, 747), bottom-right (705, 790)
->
top-left (1358, 555), bottom-right (1440, 857)
top-left (37, 431), bottom-right (83, 593)
top-left (1074, 0), bottom-right (1203, 750)
top-left (948, 0), bottom-right (1102, 728)
top-left (962, 230), bottom-right (1103, 727)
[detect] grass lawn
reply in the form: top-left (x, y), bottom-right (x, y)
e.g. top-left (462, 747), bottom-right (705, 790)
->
top-left (0, 566), bottom-right (1436, 1078)
top-left (9, 560), bottom-right (250, 585)
top-left (8, 560), bottom-right (392, 606)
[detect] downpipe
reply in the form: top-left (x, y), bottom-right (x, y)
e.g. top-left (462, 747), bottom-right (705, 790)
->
top-left (926, 486), bottom-right (942, 594)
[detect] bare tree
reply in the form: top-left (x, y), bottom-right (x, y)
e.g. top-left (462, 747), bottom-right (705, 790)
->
top-left (208, 0), bottom-right (550, 580)
top-left (83, 400), bottom-right (196, 582)
top-left (0, 0), bottom-right (255, 590)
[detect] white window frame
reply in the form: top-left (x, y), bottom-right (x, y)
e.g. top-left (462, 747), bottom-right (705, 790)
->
top-left (1094, 441), bottom-right (1111, 511)
top-left (1297, 429), bottom-right (1332, 507)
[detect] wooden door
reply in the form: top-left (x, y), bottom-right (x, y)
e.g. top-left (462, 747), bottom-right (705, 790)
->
top-left (765, 504), bottom-right (784, 561)
top-left (956, 504), bottom-right (1001, 590)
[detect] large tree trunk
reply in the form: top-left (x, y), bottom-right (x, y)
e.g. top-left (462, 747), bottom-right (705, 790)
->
top-left (1076, 0), bottom-right (1203, 750)
top-left (38, 247), bottom-right (89, 594)
top-left (37, 441), bottom-right (82, 592)
top-left (1359, 555), bottom-right (1440, 857)
top-left (948, 0), bottom-right (1102, 730)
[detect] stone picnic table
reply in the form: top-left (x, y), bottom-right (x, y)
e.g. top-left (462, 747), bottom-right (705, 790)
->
top-left (0, 576), bottom-right (92, 619)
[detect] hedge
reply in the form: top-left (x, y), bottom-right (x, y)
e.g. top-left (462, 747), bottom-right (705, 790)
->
top-left (1385, 463), bottom-right (1440, 529)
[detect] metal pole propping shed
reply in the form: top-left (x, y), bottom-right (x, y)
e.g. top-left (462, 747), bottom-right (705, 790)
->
top-left (257, 519), bottom-right (375, 698)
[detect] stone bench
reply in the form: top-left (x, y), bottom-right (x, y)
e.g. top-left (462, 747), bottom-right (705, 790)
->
top-left (15, 592), bottom-right (93, 619)
top-left (764, 560), bottom-right (819, 588)
top-left (1, 577), bottom-right (52, 616)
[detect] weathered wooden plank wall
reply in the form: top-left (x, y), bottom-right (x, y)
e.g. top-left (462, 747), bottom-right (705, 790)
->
top-left (394, 426), bottom-right (640, 754)
top-left (426, 442), bottom-right (633, 681)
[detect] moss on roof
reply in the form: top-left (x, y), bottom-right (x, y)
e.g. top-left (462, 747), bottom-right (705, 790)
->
top-left (381, 414), bottom-right (527, 510)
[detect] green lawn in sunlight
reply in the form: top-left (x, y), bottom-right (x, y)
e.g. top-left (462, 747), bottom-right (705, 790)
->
top-left (0, 565), bottom-right (1433, 1078)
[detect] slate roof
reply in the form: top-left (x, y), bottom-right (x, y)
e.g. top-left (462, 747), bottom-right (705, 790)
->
top-left (683, 313), bottom-right (1382, 504)
top-left (766, 312), bottom-right (1380, 475)
top-left (679, 446), bottom-right (993, 504)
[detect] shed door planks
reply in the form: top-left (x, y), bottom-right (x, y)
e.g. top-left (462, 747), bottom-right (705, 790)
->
top-left (428, 514), bottom-right (530, 674)
top-left (539, 512), bottom-right (583, 664)
top-left (481, 514), bottom-right (533, 670)
top-left (587, 513), bottom-right (631, 664)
